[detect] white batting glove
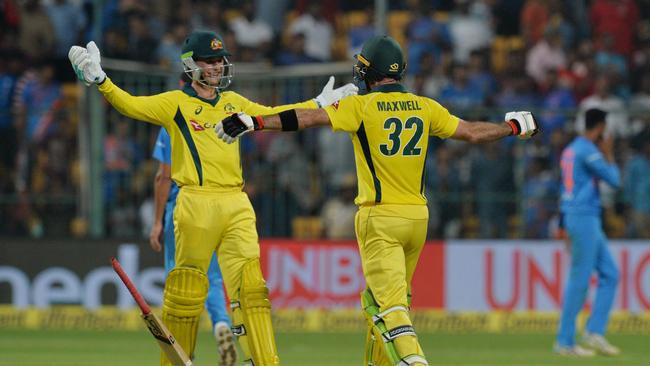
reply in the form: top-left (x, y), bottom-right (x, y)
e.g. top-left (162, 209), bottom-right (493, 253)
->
top-left (505, 111), bottom-right (539, 139)
top-left (216, 112), bottom-right (259, 144)
top-left (314, 76), bottom-right (359, 107)
top-left (68, 41), bottom-right (106, 85)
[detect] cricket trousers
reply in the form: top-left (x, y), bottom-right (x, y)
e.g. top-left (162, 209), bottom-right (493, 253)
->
top-left (557, 213), bottom-right (619, 346)
top-left (164, 199), bottom-right (230, 327)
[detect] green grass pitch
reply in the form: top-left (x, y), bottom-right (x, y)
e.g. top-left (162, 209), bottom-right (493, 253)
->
top-left (0, 330), bottom-right (647, 365)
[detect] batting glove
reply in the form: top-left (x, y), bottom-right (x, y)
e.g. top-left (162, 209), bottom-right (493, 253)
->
top-left (505, 111), bottom-right (539, 139)
top-left (216, 112), bottom-right (264, 144)
top-left (314, 76), bottom-right (359, 107)
top-left (68, 41), bottom-right (106, 86)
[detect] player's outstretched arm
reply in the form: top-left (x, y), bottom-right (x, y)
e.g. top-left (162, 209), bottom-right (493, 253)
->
top-left (216, 109), bottom-right (331, 143)
top-left (452, 111), bottom-right (539, 143)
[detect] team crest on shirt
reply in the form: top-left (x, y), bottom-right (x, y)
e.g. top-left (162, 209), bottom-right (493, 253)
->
top-left (190, 120), bottom-right (205, 131)
top-left (210, 39), bottom-right (223, 50)
top-left (224, 103), bottom-right (236, 112)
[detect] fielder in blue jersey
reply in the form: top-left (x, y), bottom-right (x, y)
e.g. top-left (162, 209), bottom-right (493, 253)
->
top-left (555, 108), bottom-right (621, 357)
top-left (149, 127), bottom-right (237, 365)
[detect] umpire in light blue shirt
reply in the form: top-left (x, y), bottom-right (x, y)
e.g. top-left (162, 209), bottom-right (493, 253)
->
top-left (555, 108), bottom-right (621, 357)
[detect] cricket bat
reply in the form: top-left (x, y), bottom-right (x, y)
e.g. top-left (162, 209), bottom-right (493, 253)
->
top-left (111, 257), bottom-right (194, 366)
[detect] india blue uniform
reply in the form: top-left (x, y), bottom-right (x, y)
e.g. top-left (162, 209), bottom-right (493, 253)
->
top-left (557, 136), bottom-right (620, 346)
top-left (153, 128), bottom-right (230, 327)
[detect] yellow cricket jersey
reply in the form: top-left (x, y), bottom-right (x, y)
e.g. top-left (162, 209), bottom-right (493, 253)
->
top-left (99, 78), bottom-right (317, 189)
top-left (324, 83), bottom-right (459, 206)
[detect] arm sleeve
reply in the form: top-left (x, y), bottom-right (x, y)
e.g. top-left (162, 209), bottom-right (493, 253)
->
top-left (584, 149), bottom-right (621, 189)
top-left (98, 78), bottom-right (178, 126)
top-left (426, 99), bottom-right (459, 138)
top-left (323, 96), bottom-right (362, 132)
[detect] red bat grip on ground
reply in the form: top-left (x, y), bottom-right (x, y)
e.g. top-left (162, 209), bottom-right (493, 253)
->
top-left (111, 257), bottom-right (152, 315)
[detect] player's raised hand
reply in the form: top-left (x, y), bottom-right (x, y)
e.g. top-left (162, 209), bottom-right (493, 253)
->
top-left (216, 112), bottom-right (264, 144)
top-left (505, 111), bottom-right (539, 139)
top-left (314, 76), bottom-right (359, 107)
top-left (68, 41), bottom-right (106, 86)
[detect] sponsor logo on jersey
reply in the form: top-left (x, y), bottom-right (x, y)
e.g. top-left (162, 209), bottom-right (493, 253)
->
top-left (190, 120), bottom-right (205, 131)
top-left (331, 101), bottom-right (340, 110)
top-left (195, 105), bottom-right (203, 115)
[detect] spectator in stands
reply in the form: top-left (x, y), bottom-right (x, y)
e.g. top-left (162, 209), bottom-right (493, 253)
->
top-left (45, 0), bottom-right (86, 59)
top-left (595, 33), bottom-right (629, 95)
top-left (229, 0), bottom-right (273, 61)
top-left (126, 11), bottom-right (158, 63)
top-left (467, 49), bottom-right (498, 104)
top-left (320, 174), bottom-right (357, 239)
top-left (12, 60), bottom-right (62, 237)
top-left (439, 62), bottom-right (485, 109)
top-left (471, 142), bottom-right (514, 238)
top-left (156, 22), bottom-right (189, 72)
top-left (104, 122), bottom-right (140, 207)
top-left (496, 75), bottom-right (540, 111)
top-left (404, 2), bottom-right (450, 75)
top-left (539, 68), bottom-right (576, 137)
top-left (190, 1), bottom-right (228, 35)
top-left (520, 0), bottom-right (550, 45)
top-left (575, 74), bottom-right (630, 137)
top-left (448, 0), bottom-right (493, 63)
top-left (347, 8), bottom-right (376, 59)
top-left (546, 1), bottom-right (575, 50)
top-left (406, 50), bottom-right (450, 99)
top-left (526, 25), bottom-right (567, 86)
top-left (523, 157), bottom-right (557, 238)
top-left (17, 0), bottom-right (55, 61)
top-left (624, 129), bottom-right (650, 238)
top-left (426, 143), bottom-right (462, 238)
top-left (274, 32), bottom-right (317, 66)
top-left (590, 0), bottom-right (640, 58)
top-left (288, 2), bottom-right (334, 61)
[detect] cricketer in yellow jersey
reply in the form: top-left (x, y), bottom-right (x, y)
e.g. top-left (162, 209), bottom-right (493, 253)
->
top-left (68, 31), bottom-right (358, 366)
top-left (217, 35), bottom-right (539, 366)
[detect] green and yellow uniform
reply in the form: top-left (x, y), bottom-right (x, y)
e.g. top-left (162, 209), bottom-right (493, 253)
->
top-left (99, 77), bottom-right (316, 365)
top-left (324, 83), bottom-right (459, 366)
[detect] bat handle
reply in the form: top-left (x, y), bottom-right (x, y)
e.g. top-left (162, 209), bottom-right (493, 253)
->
top-left (111, 257), bottom-right (152, 315)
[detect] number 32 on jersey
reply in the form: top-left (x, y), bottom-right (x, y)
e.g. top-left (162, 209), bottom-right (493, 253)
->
top-left (379, 116), bottom-right (424, 156)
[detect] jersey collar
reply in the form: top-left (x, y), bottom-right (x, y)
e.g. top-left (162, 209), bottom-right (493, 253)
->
top-left (370, 83), bottom-right (407, 93)
top-left (182, 84), bottom-right (221, 106)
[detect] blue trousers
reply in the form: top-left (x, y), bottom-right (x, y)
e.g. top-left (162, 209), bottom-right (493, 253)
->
top-left (556, 214), bottom-right (619, 346)
top-left (164, 201), bottom-right (231, 327)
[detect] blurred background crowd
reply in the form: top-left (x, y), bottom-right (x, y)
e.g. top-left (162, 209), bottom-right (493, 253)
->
top-left (0, 0), bottom-right (649, 240)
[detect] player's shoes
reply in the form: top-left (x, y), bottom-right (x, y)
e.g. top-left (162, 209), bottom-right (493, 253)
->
top-left (581, 332), bottom-right (620, 356)
top-left (553, 343), bottom-right (596, 357)
top-left (214, 321), bottom-right (238, 366)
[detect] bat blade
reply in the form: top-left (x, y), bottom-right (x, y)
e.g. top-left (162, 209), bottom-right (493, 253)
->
top-left (111, 257), bottom-right (194, 366)
top-left (142, 312), bottom-right (194, 366)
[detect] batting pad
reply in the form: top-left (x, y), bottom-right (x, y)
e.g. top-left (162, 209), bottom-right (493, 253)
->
top-left (161, 267), bottom-right (208, 366)
top-left (361, 289), bottom-right (428, 366)
top-left (231, 258), bottom-right (279, 366)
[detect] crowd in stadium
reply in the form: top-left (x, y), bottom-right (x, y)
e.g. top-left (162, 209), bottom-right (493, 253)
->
top-left (0, 0), bottom-right (648, 239)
